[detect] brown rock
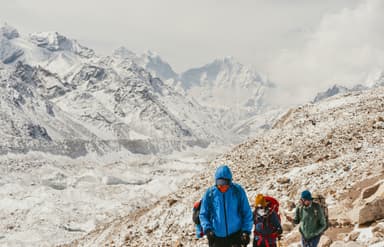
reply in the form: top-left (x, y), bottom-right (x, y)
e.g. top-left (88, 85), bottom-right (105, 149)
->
top-left (339, 218), bottom-right (353, 227)
top-left (168, 198), bottom-right (178, 207)
top-left (358, 197), bottom-right (384, 225)
top-left (284, 230), bottom-right (301, 244)
top-left (173, 240), bottom-right (183, 247)
top-left (354, 143), bottom-right (363, 151)
top-left (373, 121), bottom-right (384, 129)
top-left (319, 235), bottom-right (332, 247)
top-left (362, 183), bottom-right (380, 199)
top-left (282, 222), bottom-right (293, 232)
top-left (277, 177), bottom-right (291, 184)
top-left (348, 231), bottom-right (360, 241)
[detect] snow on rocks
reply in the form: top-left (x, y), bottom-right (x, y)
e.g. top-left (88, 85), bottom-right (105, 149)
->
top-left (0, 23), bottom-right (19, 40)
top-left (29, 32), bottom-right (95, 58)
top-left (0, 150), bottom-right (212, 247)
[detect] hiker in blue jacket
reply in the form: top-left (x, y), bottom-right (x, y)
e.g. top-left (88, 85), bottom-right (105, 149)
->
top-left (199, 165), bottom-right (253, 247)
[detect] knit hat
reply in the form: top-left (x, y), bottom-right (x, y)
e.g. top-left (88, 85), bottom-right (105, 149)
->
top-left (301, 190), bottom-right (313, 201)
top-left (254, 194), bottom-right (267, 207)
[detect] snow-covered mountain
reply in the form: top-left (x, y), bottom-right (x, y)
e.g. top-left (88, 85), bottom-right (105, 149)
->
top-left (0, 22), bottom-right (282, 156)
top-left (179, 57), bottom-right (275, 131)
top-left (113, 47), bottom-right (278, 136)
top-left (113, 47), bottom-right (178, 82)
top-left (0, 23), bottom-right (231, 156)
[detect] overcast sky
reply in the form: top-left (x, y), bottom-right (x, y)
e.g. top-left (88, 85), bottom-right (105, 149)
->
top-left (1, 0), bottom-right (383, 104)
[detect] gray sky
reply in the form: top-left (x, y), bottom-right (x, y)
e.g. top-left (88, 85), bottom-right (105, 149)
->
top-left (1, 0), bottom-right (383, 104)
top-left (1, 0), bottom-right (359, 71)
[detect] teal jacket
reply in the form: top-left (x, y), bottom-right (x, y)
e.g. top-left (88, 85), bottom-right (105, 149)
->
top-left (293, 202), bottom-right (327, 240)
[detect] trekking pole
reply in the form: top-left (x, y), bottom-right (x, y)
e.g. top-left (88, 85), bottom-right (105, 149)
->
top-left (277, 235), bottom-right (283, 247)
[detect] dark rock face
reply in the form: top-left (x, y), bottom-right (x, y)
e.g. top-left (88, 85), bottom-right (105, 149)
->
top-left (0, 23), bottom-right (20, 39)
top-left (313, 85), bottom-right (349, 103)
top-left (26, 123), bottom-right (52, 141)
top-left (0, 38), bottom-right (24, 64)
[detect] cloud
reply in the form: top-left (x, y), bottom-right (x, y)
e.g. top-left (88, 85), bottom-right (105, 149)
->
top-left (266, 0), bottom-right (384, 106)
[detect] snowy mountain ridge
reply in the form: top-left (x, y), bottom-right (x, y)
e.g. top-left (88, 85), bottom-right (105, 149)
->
top-left (0, 24), bottom-right (245, 156)
top-left (0, 23), bottom-right (280, 156)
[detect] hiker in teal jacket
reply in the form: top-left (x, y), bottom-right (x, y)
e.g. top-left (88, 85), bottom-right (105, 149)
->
top-left (199, 165), bottom-right (253, 247)
top-left (287, 190), bottom-right (327, 247)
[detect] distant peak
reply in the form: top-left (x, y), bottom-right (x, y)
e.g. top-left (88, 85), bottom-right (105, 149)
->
top-left (210, 56), bottom-right (242, 68)
top-left (29, 31), bottom-right (94, 58)
top-left (29, 31), bottom-right (70, 51)
top-left (113, 46), bottom-right (137, 59)
top-left (0, 22), bottom-right (20, 39)
top-left (144, 50), bottom-right (159, 57)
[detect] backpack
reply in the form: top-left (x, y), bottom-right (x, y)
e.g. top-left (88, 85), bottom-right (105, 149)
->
top-left (312, 194), bottom-right (329, 230)
top-left (192, 200), bottom-right (204, 238)
top-left (192, 200), bottom-right (202, 225)
top-left (253, 196), bottom-right (282, 239)
top-left (264, 196), bottom-right (281, 222)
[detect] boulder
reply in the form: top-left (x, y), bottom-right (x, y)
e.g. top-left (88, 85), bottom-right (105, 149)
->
top-left (319, 235), bottom-right (332, 247)
top-left (348, 231), bottom-right (360, 241)
top-left (277, 177), bottom-right (291, 184)
top-left (358, 197), bottom-right (384, 225)
top-left (362, 183), bottom-right (380, 199)
top-left (355, 180), bottom-right (384, 225)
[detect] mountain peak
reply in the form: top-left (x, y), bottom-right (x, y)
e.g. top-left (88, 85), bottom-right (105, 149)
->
top-left (0, 22), bottom-right (20, 39)
top-left (113, 46), bottom-right (137, 59)
top-left (212, 56), bottom-right (239, 66)
top-left (29, 31), bottom-right (95, 58)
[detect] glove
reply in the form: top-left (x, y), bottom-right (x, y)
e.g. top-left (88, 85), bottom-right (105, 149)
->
top-left (240, 232), bottom-right (250, 245)
top-left (206, 229), bottom-right (215, 245)
top-left (275, 227), bottom-right (283, 235)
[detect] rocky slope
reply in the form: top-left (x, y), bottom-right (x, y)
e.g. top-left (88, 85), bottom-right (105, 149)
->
top-left (62, 86), bottom-right (384, 247)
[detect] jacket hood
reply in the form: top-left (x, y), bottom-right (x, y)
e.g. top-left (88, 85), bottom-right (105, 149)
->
top-left (214, 165), bottom-right (233, 181)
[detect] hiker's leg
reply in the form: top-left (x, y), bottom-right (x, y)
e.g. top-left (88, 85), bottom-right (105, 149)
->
top-left (309, 235), bottom-right (321, 247)
top-left (301, 237), bottom-right (310, 247)
top-left (213, 236), bottom-right (231, 247)
top-left (229, 231), bottom-right (242, 247)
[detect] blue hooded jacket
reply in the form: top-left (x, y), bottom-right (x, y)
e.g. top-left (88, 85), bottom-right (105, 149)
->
top-left (199, 165), bottom-right (253, 237)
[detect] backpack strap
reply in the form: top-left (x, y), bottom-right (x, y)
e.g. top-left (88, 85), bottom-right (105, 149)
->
top-left (207, 186), bottom-right (214, 221)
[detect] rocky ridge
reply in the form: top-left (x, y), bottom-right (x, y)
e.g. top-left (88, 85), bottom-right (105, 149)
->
top-left (62, 86), bottom-right (384, 247)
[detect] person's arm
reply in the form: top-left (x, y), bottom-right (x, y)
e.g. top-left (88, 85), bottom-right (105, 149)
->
top-left (291, 206), bottom-right (301, 225)
top-left (239, 187), bottom-right (253, 233)
top-left (199, 188), bottom-right (213, 233)
top-left (272, 212), bottom-right (283, 234)
top-left (314, 204), bottom-right (327, 236)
